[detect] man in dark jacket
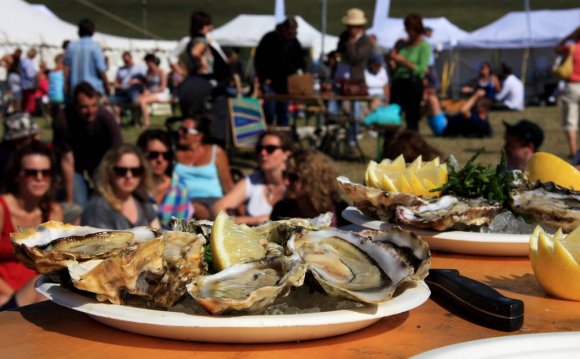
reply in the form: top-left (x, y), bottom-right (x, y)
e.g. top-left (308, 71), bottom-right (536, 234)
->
top-left (337, 8), bottom-right (373, 82)
top-left (255, 17), bottom-right (305, 126)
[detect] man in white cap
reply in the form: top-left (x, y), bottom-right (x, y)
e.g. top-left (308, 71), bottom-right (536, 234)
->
top-left (337, 8), bottom-right (373, 82)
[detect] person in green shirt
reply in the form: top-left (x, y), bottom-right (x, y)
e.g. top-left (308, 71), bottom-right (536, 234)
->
top-left (389, 13), bottom-right (431, 132)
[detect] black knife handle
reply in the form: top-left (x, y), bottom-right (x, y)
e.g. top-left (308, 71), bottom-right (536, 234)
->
top-left (426, 269), bottom-right (524, 332)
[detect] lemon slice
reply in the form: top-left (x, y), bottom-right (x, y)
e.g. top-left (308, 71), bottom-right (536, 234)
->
top-left (211, 211), bottom-right (266, 271)
top-left (526, 152), bottom-right (580, 190)
top-left (529, 226), bottom-right (580, 301)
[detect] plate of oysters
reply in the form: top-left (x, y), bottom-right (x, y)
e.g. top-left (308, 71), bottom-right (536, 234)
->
top-left (12, 215), bottom-right (431, 343)
top-left (337, 152), bottom-right (580, 257)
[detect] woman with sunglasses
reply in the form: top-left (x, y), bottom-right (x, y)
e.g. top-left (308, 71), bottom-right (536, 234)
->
top-left (212, 131), bottom-right (292, 225)
top-left (0, 142), bottom-right (62, 310)
top-left (174, 116), bottom-right (234, 220)
top-left (137, 129), bottom-right (193, 229)
top-left (270, 149), bottom-right (348, 227)
top-left (81, 144), bottom-right (160, 230)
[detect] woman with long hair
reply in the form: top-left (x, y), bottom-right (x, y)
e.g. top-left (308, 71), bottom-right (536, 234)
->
top-left (461, 62), bottom-right (500, 100)
top-left (174, 116), bottom-right (234, 219)
top-left (212, 131), bottom-right (292, 225)
top-left (270, 149), bottom-right (347, 226)
top-left (81, 144), bottom-right (160, 229)
top-left (137, 129), bottom-right (192, 229)
top-left (0, 142), bottom-right (62, 310)
top-left (389, 13), bottom-right (431, 132)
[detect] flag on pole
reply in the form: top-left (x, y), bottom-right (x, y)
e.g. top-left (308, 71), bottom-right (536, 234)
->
top-left (372, 0), bottom-right (391, 30)
top-left (274, 0), bottom-right (286, 24)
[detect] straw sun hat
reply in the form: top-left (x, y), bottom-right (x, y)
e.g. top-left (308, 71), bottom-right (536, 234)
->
top-left (342, 8), bottom-right (367, 26)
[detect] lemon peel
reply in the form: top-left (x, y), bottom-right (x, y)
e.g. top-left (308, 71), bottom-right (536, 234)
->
top-left (526, 152), bottom-right (580, 190)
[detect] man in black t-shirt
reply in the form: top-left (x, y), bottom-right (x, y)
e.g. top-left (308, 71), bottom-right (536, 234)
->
top-left (53, 82), bottom-right (122, 206)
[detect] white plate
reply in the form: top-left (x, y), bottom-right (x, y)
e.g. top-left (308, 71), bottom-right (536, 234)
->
top-left (36, 276), bottom-right (430, 343)
top-left (342, 207), bottom-right (530, 256)
top-left (413, 332), bottom-right (580, 358)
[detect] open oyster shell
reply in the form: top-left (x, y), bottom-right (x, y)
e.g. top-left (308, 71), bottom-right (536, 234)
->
top-left (287, 227), bottom-right (430, 304)
top-left (395, 196), bottom-right (503, 231)
top-left (510, 182), bottom-right (580, 233)
top-left (187, 256), bottom-right (307, 315)
top-left (337, 176), bottom-right (427, 221)
top-left (11, 221), bottom-right (159, 273)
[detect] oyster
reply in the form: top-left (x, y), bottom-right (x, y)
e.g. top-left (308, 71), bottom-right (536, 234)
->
top-left (395, 196), bottom-right (502, 231)
top-left (187, 257), bottom-right (307, 314)
top-left (337, 176), bottom-right (427, 221)
top-left (11, 221), bottom-right (159, 273)
top-left (67, 230), bottom-right (206, 308)
top-left (287, 227), bottom-right (430, 304)
top-left (510, 182), bottom-right (580, 233)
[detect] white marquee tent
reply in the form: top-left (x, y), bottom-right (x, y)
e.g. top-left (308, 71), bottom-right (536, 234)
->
top-left (447, 8), bottom-right (580, 101)
top-left (367, 17), bottom-right (469, 50)
top-left (0, 0), bottom-right (177, 76)
top-left (210, 14), bottom-right (338, 59)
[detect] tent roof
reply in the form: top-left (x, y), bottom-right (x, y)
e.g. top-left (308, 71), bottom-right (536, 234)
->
top-left (458, 8), bottom-right (580, 49)
top-left (367, 17), bottom-right (469, 50)
top-left (0, 0), bottom-right (176, 51)
top-left (209, 14), bottom-right (338, 58)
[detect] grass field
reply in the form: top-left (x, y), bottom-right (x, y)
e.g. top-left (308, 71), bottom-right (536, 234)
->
top-left (33, 0), bottom-right (580, 40)
top-left (35, 104), bottom-right (569, 185)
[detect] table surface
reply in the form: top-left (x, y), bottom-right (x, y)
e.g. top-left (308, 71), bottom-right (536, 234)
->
top-left (262, 93), bottom-right (375, 102)
top-left (2, 251), bottom-right (579, 358)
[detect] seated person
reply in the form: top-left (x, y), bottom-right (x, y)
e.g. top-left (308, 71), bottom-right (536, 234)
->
top-left (270, 149), bottom-right (347, 227)
top-left (503, 119), bottom-right (544, 171)
top-left (136, 129), bottom-right (193, 229)
top-left (364, 54), bottom-right (389, 100)
top-left (383, 129), bottom-right (444, 162)
top-left (174, 116), bottom-right (234, 220)
top-left (426, 90), bottom-right (493, 138)
top-left (212, 131), bottom-right (292, 225)
top-left (109, 51), bottom-right (146, 121)
top-left (136, 54), bottom-right (170, 128)
top-left (494, 64), bottom-right (524, 111)
top-left (461, 62), bottom-right (500, 100)
top-left (81, 144), bottom-right (159, 229)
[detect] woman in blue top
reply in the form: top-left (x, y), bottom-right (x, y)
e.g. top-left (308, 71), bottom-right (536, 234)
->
top-left (174, 116), bottom-right (234, 219)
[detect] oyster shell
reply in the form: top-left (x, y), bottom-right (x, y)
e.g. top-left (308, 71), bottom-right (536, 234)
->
top-left (337, 176), bottom-right (427, 221)
top-left (187, 256), bottom-right (307, 314)
top-left (395, 196), bottom-right (503, 231)
top-left (11, 221), bottom-right (159, 273)
top-left (287, 227), bottom-right (430, 304)
top-left (510, 182), bottom-right (580, 233)
top-left (67, 230), bottom-right (206, 308)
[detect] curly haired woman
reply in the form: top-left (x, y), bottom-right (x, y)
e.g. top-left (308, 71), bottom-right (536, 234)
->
top-left (270, 149), bottom-right (347, 226)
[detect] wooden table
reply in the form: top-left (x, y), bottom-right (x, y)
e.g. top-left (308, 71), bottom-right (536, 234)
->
top-left (1, 252), bottom-right (579, 359)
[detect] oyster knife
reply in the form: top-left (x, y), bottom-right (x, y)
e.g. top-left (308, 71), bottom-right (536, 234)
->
top-left (426, 269), bottom-right (524, 332)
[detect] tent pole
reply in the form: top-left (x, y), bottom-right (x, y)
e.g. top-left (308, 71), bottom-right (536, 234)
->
top-left (320, 0), bottom-right (327, 59)
top-left (521, 48), bottom-right (529, 87)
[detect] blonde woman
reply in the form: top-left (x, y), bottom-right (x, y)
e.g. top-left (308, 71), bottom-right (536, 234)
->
top-left (81, 144), bottom-right (160, 229)
top-left (270, 149), bottom-right (347, 226)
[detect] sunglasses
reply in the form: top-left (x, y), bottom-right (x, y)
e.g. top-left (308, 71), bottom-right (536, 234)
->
top-left (256, 145), bottom-right (282, 154)
top-left (22, 168), bottom-right (51, 179)
top-left (282, 170), bottom-right (299, 183)
top-left (147, 151), bottom-right (170, 161)
top-left (179, 127), bottom-right (200, 135)
top-left (113, 166), bottom-right (144, 177)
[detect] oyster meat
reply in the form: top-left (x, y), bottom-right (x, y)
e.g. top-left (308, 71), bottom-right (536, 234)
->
top-left (287, 227), bottom-right (430, 304)
top-left (510, 182), bottom-right (580, 233)
top-left (395, 196), bottom-right (503, 231)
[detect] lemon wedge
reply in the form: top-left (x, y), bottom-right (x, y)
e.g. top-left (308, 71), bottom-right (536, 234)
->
top-left (364, 154), bottom-right (448, 196)
top-left (211, 211), bottom-right (266, 271)
top-left (529, 226), bottom-right (580, 301)
top-left (526, 152), bottom-right (580, 190)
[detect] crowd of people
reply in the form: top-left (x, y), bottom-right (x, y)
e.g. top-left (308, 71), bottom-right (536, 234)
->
top-left (0, 9), bottom-right (578, 312)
